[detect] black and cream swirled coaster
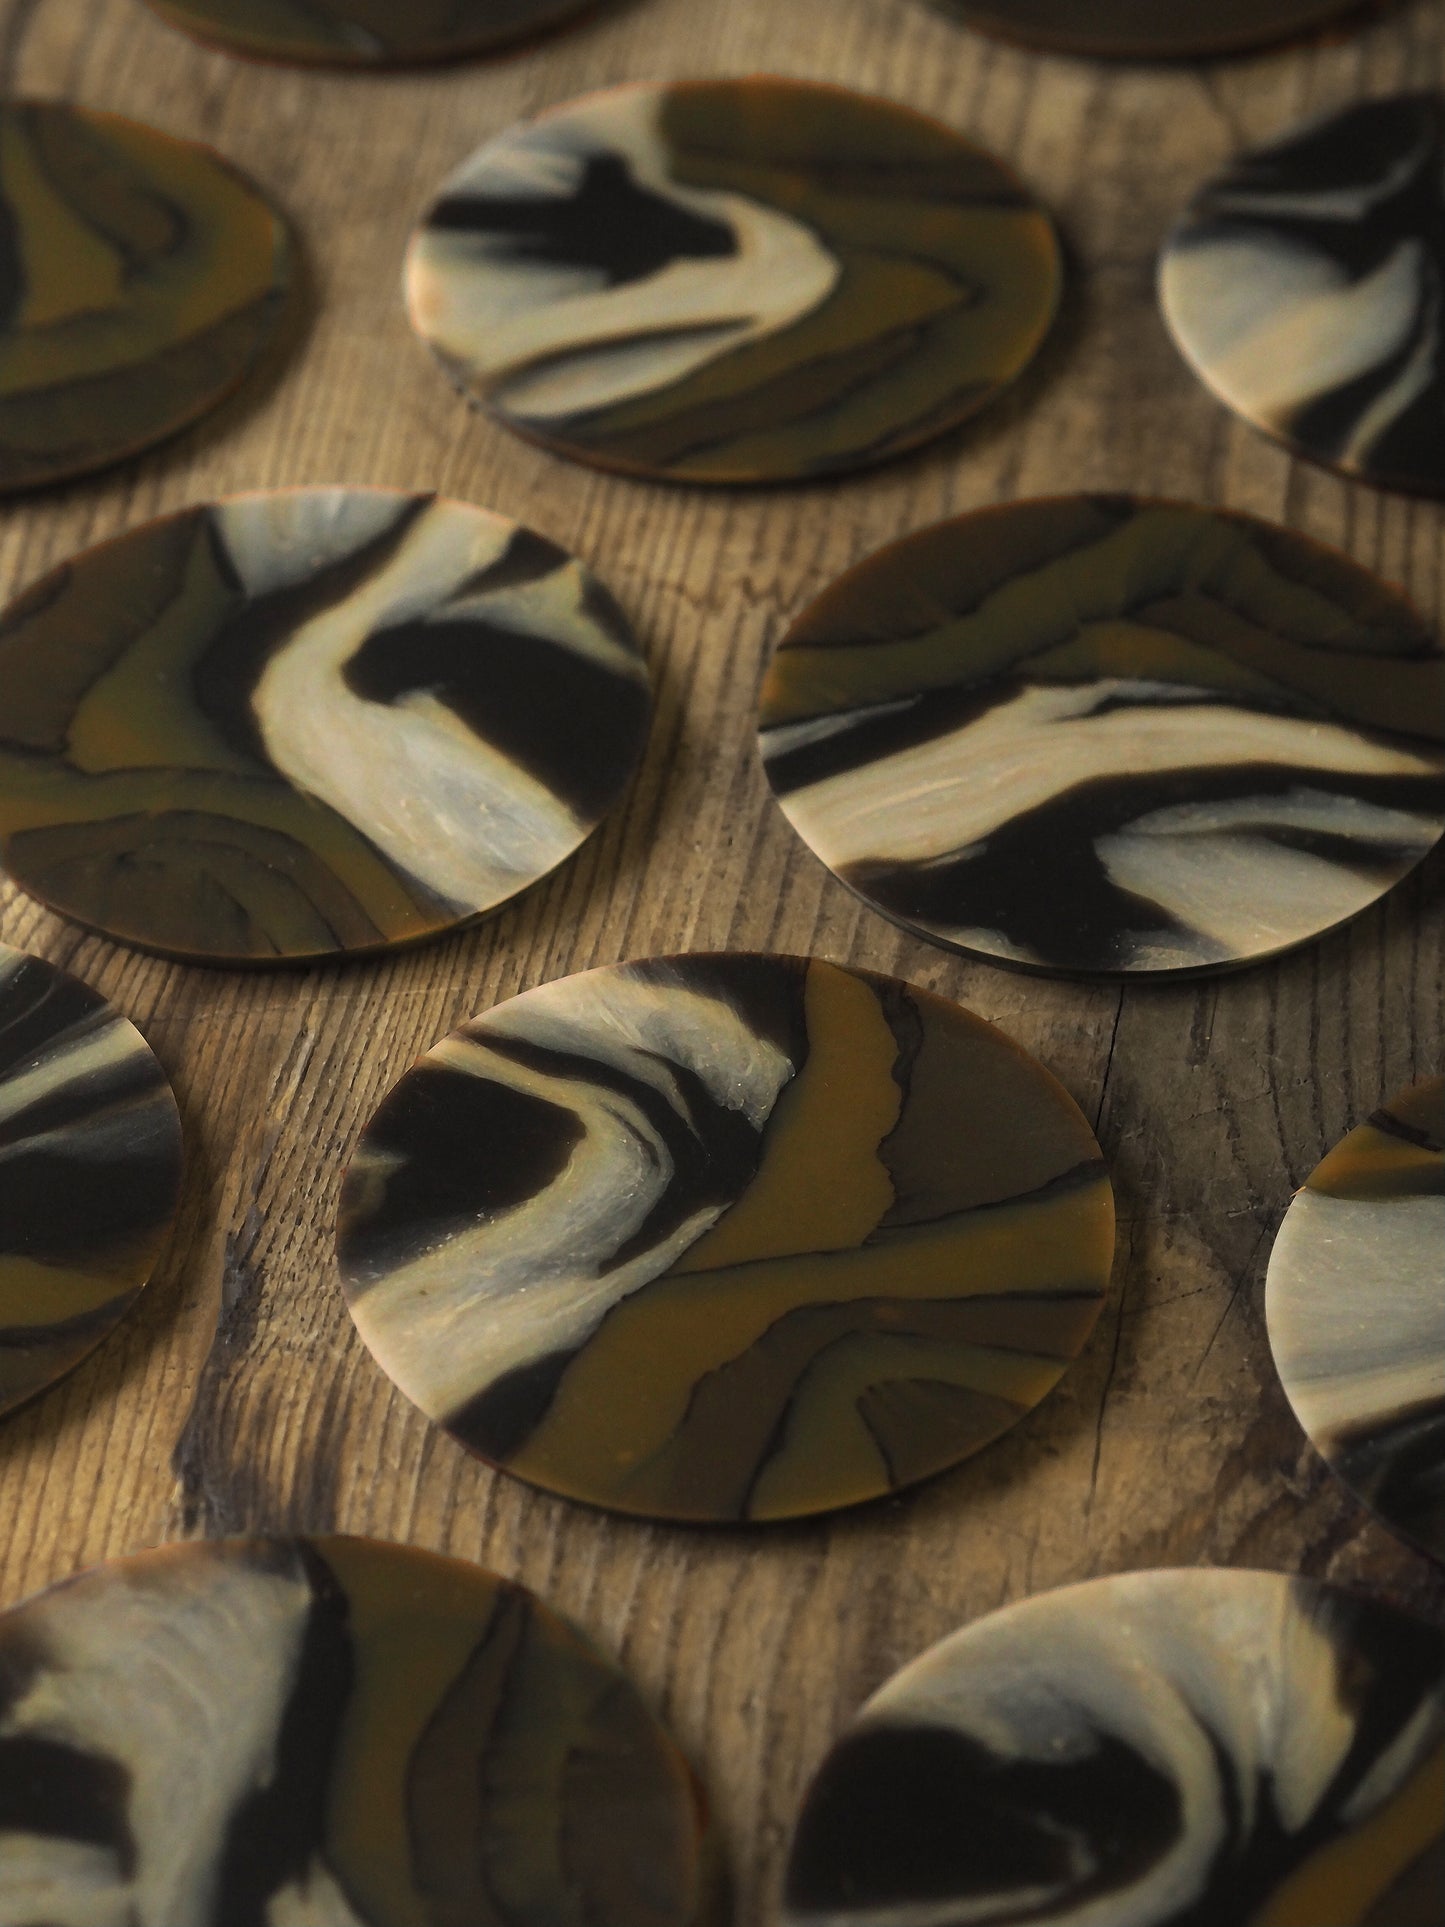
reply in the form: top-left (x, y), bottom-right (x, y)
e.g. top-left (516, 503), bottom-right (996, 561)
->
top-left (929, 0), bottom-right (1364, 59)
top-left (0, 944), bottom-right (182, 1418)
top-left (0, 101), bottom-right (291, 492)
top-left (758, 496), bottom-right (1445, 977)
top-left (1161, 95), bottom-right (1445, 497)
top-left (784, 1569), bottom-right (1445, 1927)
top-left (337, 953), bottom-right (1115, 1525)
top-left (403, 79), bottom-right (1063, 487)
top-left (0, 1535), bottom-right (713, 1926)
top-left (0, 490), bottom-right (651, 965)
top-left (1267, 1076), bottom-right (1445, 1563)
top-left (144, 0), bottom-right (594, 65)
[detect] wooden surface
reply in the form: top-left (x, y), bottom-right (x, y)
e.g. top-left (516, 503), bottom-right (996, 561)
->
top-left (2, 0), bottom-right (1444, 1914)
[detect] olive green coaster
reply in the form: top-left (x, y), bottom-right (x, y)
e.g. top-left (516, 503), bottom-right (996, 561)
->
top-left (785, 1569), bottom-right (1445, 1926)
top-left (144, 0), bottom-right (595, 65)
top-left (1162, 95), bottom-right (1445, 497)
top-left (0, 100), bottom-right (291, 491)
top-left (0, 943), bottom-right (182, 1416)
top-left (0, 490), bottom-right (652, 965)
top-left (1267, 1075), bottom-right (1445, 1563)
top-left (0, 1535), bottom-right (713, 1925)
top-left (337, 953), bottom-right (1114, 1524)
top-left (405, 78), bottom-right (1062, 485)
top-left (760, 496), bottom-right (1445, 976)
top-left (933, 0), bottom-right (1364, 59)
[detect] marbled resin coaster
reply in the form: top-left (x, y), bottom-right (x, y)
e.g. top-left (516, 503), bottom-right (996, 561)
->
top-left (404, 78), bottom-right (1062, 486)
top-left (145, 0), bottom-right (593, 65)
top-left (337, 953), bottom-right (1115, 1524)
top-left (1267, 1076), bottom-right (1445, 1562)
top-left (784, 1568), bottom-right (1445, 1927)
top-left (0, 490), bottom-right (651, 965)
top-left (932, 0), bottom-right (1362, 59)
top-left (0, 101), bottom-right (290, 492)
top-left (1161, 95), bottom-right (1445, 496)
top-left (0, 944), bottom-right (181, 1416)
top-left (0, 1535), bottom-right (712, 1925)
top-left (759, 496), bottom-right (1445, 976)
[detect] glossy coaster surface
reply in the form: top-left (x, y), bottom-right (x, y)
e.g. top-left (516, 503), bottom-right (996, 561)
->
top-left (0, 1535), bottom-right (711, 1925)
top-left (0, 945), bottom-right (181, 1416)
top-left (145, 0), bottom-right (593, 65)
top-left (404, 79), bottom-right (1062, 486)
top-left (0, 101), bottom-right (290, 492)
top-left (0, 490), bottom-right (651, 965)
top-left (932, 0), bottom-right (1361, 59)
top-left (1267, 1077), bottom-right (1445, 1562)
top-left (784, 1568), bottom-right (1445, 1927)
top-left (338, 953), bottom-right (1114, 1524)
top-left (1161, 95), bottom-right (1445, 496)
top-left (759, 496), bottom-right (1445, 977)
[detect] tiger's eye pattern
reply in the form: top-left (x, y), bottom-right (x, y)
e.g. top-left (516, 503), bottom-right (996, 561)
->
top-left (758, 496), bottom-right (1445, 977)
top-left (0, 944), bottom-right (182, 1417)
top-left (784, 1569), bottom-right (1445, 1927)
top-left (1161, 95), bottom-right (1445, 496)
top-left (931, 0), bottom-right (1363, 59)
top-left (0, 101), bottom-right (291, 492)
top-left (1267, 1077), bottom-right (1445, 1562)
top-left (0, 1535), bottom-right (712, 1926)
top-left (336, 953), bottom-right (1115, 1525)
top-left (404, 79), bottom-right (1063, 486)
top-left (145, 0), bottom-right (594, 66)
top-left (0, 490), bottom-right (652, 966)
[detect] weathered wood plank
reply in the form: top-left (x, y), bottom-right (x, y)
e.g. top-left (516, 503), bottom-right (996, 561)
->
top-left (1, 0), bottom-right (1443, 1913)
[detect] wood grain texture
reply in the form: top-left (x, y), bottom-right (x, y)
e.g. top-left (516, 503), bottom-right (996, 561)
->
top-left (1, 0), bottom-right (1443, 1916)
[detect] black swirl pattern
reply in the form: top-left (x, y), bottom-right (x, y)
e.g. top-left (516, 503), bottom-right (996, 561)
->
top-left (785, 1569), bottom-right (1445, 1927)
top-left (0, 944), bottom-right (182, 1417)
top-left (1161, 94), bottom-right (1445, 495)
top-left (405, 78), bottom-right (1062, 485)
top-left (0, 1535), bottom-right (712, 1926)
top-left (337, 953), bottom-right (1114, 1524)
top-left (1268, 1075), bottom-right (1445, 1562)
top-left (0, 490), bottom-right (651, 965)
top-left (759, 496), bottom-right (1445, 977)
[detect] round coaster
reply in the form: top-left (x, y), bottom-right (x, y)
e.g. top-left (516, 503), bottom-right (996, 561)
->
top-left (0, 490), bottom-right (651, 965)
top-left (403, 78), bottom-right (1063, 487)
top-left (0, 1534), bottom-right (712, 1925)
top-left (0, 101), bottom-right (291, 493)
top-left (337, 953), bottom-right (1115, 1525)
top-left (759, 495), bottom-right (1445, 977)
top-left (1267, 1076), bottom-right (1445, 1562)
top-left (931, 0), bottom-right (1363, 59)
top-left (1161, 95), bottom-right (1445, 497)
top-left (145, 0), bottom-right (594, 65)
top-left (0, 944), bottom-right (181, 1418)
top-left (784, 1568), bottom-right (1445, 1927)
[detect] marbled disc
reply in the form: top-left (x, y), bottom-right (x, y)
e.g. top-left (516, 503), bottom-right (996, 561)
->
top-left (931, 0), bottom-right (1362, 59)
top-left (0, 944), bottom-right (181, 1416)
top-left (337, 953), bottom-right (1115, 1525)
top-left (0, 1534), bottom-right (712, 1925)
top-left (0, 100), bottom-right (291, 492)
top-left (0, 490), bottom-right (652, 965)
top-left (1267, 1077), bottom-right (1445, 1561)
top-left (1161, 94), bottom-right (1445, 496)
top-left (784, 1568), bottom-right (1445, 1927)
top-left (145, 0), bottom-right (594, 66)
top-left (759, 496), bottom-right (1445, 977)
top-left (404, 79), bottom-right (1062, 486)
